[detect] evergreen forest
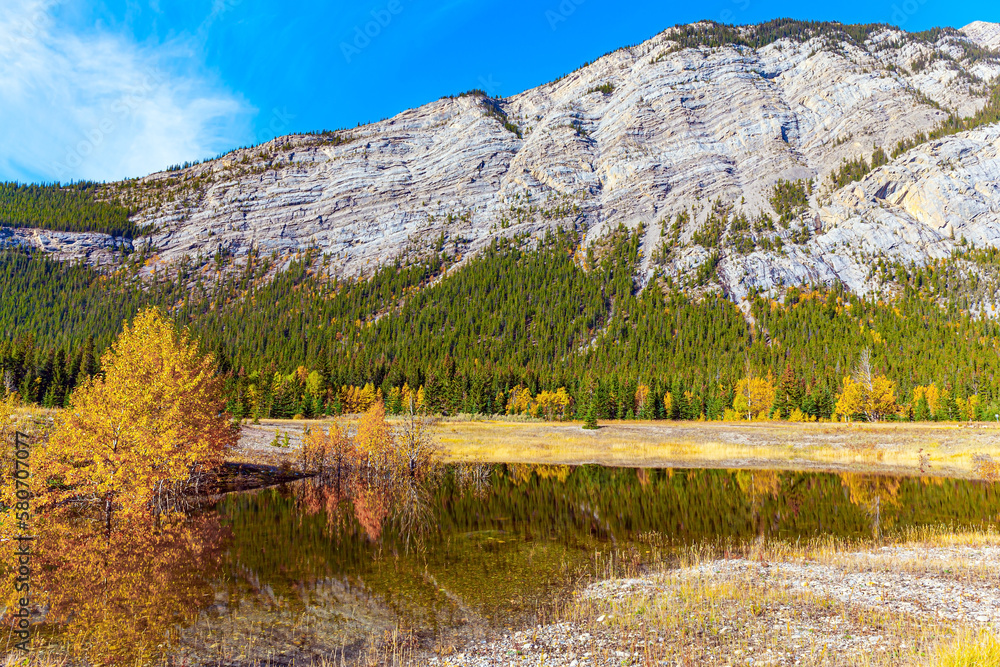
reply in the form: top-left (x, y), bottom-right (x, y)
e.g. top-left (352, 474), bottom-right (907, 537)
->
top-left (4, 223), bottom-right (1000, 422)
top-left (0, 182), bottom-right (140, 238)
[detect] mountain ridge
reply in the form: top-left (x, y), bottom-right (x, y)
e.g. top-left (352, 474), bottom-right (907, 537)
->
top-left (3, 18), bottom-right (1000, 305)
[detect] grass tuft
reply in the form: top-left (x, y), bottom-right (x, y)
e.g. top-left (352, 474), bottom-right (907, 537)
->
top-left (933, 631), bottom-right (1000, 666)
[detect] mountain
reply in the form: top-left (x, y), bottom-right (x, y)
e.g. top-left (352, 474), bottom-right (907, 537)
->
top-left (5, 19), bottom-right (1000, 420)
top-left (963, 21), bottom-right (1000, 52)
top-left (5, 19), bottom-right (1000, 303)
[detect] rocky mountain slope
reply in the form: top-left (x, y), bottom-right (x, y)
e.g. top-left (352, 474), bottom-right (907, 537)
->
top-left (963, 21), bottom-right (1000, 52)
top-left (6, 19), bottom-right (1000, 302)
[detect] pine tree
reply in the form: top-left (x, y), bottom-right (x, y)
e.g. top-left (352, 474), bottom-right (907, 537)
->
top-left (583, 400), bottom-right (599, 430)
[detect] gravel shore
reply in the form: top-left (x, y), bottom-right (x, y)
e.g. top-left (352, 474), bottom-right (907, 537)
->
top-left (422, 545), bottom-right (1000, 666)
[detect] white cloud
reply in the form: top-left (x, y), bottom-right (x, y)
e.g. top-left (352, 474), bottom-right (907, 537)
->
top-left (0, 0), bottom-right (255, 183)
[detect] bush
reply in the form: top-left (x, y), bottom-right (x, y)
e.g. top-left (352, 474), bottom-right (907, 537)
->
top-left (722, 408), bottom-right (742, 421)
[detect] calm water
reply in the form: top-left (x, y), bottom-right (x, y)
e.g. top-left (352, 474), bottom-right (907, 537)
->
top-left (26, 465), bottom-right (1000, 662)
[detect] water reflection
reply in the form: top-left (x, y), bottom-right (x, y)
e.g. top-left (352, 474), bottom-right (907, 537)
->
top-left (19, 465), bottom-right (1000, 663)
top-left (198, 465), bottom-right (1000, 655)
top-left (840, 473), bottom-right (902, 539)
top-left (26, 509), bottom-right (226, 664)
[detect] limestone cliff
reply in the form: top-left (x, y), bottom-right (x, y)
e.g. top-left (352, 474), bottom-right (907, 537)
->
top-left (6, 20), bottom-right (1000, 302)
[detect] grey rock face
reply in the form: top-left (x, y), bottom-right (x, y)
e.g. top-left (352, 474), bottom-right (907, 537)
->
top-left (963, 21), bottom-right (1000, 52)
top-left (0, 227), bottom-right (131, 265)
top-left (14, 22), bottom-right (1000, 303)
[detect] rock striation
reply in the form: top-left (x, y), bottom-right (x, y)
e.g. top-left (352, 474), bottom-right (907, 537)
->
top-left (13, 21), bottom-right (1000, 302)
top-left (963, 21), bottom-right (1000, 52)
top-left (0, 227), bottom-right (131, 265)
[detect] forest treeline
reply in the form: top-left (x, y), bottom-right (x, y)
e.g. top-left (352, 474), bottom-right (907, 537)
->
top-left (0, 181), bottom-right (141, 238)
top-left (3, 226), bottom-right (1000, 422)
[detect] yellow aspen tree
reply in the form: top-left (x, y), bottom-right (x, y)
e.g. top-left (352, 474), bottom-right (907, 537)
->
top-left (913, 384), bottom-right (942, 415)
top-left (302, 422), bottom-right (355, 474)
top-left (338, 385), bottom-right (353, 413)
top-left (532, 388), bottom-right (570, 421)
top-left (553, 387), bottom-right (571, 419)
top-left (836, 371), bottom-right (898, 422)
top-left (355, 401), bottom-right (395, 468)
top-left (359, 382), bottom-right (377, 412)
top-left (733, 373), bottom-right (776, 420)
top-left (835, 376), bottom-right (866, 420)
top-left (535, 390), bottom-right (554, 420)
top-left (506, 385), bottom-right (533, 415)
top-left (41, 308), bottom-right (237, 519)
top-left (634, 384), bottom-right (650, 412)
top-left (867, 376), bottom-right (898, 420)
top-left (959, 394), bottom-right (979, 421)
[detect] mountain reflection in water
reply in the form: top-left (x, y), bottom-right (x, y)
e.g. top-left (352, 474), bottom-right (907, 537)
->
top-left (23, 465), bottom-right (1000, 663)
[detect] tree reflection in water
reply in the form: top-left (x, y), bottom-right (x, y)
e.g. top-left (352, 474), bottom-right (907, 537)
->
top-left (28, 508), bottom-right (226, 665)
top-left (13, 465), bottom-right (1000, 664)
top-left (296, 453), bottom-right (442, 546)
top-left (840, 472), bottom-right (902, 539)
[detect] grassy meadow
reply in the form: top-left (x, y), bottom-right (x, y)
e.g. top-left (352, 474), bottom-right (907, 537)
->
top-left (246, 417), bottom-right (1000, 478)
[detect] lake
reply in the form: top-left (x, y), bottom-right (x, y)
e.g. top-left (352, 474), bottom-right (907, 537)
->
top-left (173, 465), bottom-right (1000, 663)
top-left (22, 465), bottom-right (1000, 663)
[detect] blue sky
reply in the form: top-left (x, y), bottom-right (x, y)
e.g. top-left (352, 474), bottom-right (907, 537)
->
top-left (0, 0), bottom-right (996, 183)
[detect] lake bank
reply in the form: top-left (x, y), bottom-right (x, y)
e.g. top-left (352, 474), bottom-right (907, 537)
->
top-left (238, 419), bottom-right (1000, 478)
top-left (414, 530), bottom-right (1000, 666)
top-left (17, 409), bottom-right (1000, 478)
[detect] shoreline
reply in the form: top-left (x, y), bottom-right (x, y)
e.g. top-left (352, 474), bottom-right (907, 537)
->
top-left (419, 536), bottom-right (1000, 666)
top-left (239, 419), bottom-right (1000, 478)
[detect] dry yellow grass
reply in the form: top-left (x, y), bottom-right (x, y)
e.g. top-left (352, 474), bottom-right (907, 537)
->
top-left (35, 408), bottom-right (998, 477)
top-left (425, 419), bottom-right (1000, 477)
top-left (931, 631), bottom-right (1000, 667)
top-left (562, 576), bottom-right (947, 666)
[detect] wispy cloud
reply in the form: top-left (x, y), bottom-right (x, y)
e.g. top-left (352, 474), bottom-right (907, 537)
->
top-left (0, 0), bottom-right (254, 183)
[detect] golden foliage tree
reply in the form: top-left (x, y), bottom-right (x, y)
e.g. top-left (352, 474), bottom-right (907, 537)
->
top-left (663, 391), bottom-right (674, 418)
top-left (301, 422), bottom-right (356, 475)
top-left (506, 385), bottom-right (533, 415)
top-left (957, 394), bottom-right (979, 422)
top-left (399, 382), bottom-right (424, 412)
top-left (355, 400), bottom-right (395, 467)
top-left (732, 373), bottom-right (776, 420)
top-left (634, 384), bottom-right (650, 412)
top-left (40, 308), bottom-right (237, 519)
top-left (835, 350), bottom-right (898, 422)
top-left (535, 388), bottom-right (571, 420)
top-left (913, 383), bottom-right (944, 416)
top-left (339, 382), bottom-right (379, 414)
